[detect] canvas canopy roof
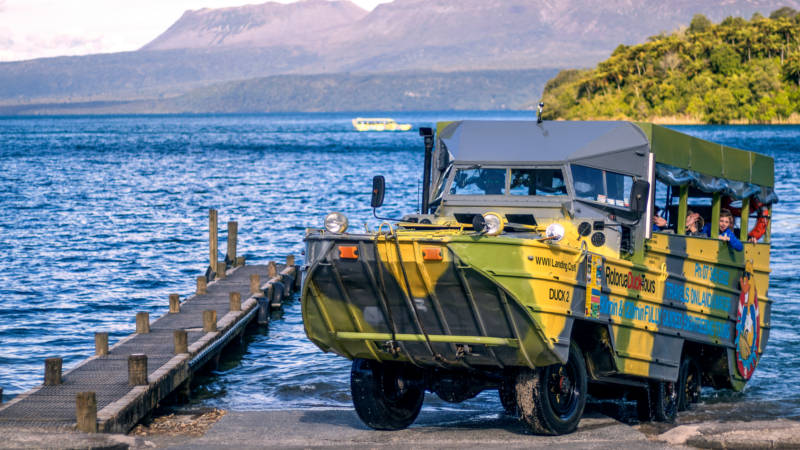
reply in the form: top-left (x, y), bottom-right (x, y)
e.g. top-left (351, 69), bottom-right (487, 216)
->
top-left (635, 123), bottom-right (774, 188)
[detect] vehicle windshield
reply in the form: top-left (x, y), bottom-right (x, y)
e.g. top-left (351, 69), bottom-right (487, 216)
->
top-left (450, 168), bottom-right (506, 195)
top-left (571, 164), bottom-right (633, 208)
top-left (510, 168), bottom-right (567, 196)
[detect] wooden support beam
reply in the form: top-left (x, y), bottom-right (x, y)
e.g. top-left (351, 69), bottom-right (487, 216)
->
top-left (250, 274), bottom-right (262, 296)
top-left (203, 310), bottom-right (217, 332)
top-left (209, 209), bottom-right (218, 273)
top-left (197, 276), bottom-right (208, 295)
top-left (173, 329), bottom-right (188, 354)
top-left (136, 312), bottom-right (150, 334)
top-left (217, 261), bottom-right (227, 280)
top-left (95, 332), bottom-right (108, 356)
top-left (227, 221), bottom-right (238, 265)
top-left (235, 256), bottom-right (245, 267)
top-left (230, 292), bottom-right (241, 311)
top-left (76, 392), bottom-right (97, 433)
top-left (169, 294), bottom-right (180, 314)
top-left (44, 358), bottom-right (62, 386)
top-left (128, 354), bottom-right (147, 386)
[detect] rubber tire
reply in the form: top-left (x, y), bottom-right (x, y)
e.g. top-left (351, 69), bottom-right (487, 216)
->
top-left (636, 380), bottom-right (678, 423)
top-left (677, 356), bottom-right (701, 412)
top-left (652, 380), bottom-right (678, 422)
top-left (498, 376), bottom-right (517, 416)
top-left (514, 342), bottom-right (587, 435)
top-left (350, 358), bottom-right (424, 431)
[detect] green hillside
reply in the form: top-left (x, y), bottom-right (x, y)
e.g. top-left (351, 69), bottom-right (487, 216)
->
top-left (542, 8), bottom-right (800, 123)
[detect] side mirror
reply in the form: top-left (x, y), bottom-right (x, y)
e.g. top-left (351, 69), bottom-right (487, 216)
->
top-left (371, 175), bottom-right (385, 208)
top-left (629, 180), bottom-right (650, 217)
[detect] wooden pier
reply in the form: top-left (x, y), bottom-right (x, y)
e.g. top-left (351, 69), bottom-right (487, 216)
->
top-left (0, 210), bottom-right (299, 433)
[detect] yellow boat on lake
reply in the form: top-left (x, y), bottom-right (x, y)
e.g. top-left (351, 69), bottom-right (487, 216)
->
top-left (352, 117), bottom-right (412, 132)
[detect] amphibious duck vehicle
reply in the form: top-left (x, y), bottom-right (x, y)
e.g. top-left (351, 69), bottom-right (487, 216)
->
top-left (302, 120), bottom-right (775, 434)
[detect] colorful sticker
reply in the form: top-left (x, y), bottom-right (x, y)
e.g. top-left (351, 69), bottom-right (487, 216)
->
top-left (735, 272), bottom-right (760, 380)
top-left (585, 254), bottom-right (604, 319)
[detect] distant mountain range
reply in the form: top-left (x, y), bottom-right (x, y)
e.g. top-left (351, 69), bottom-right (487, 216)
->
top-left (2, 0), bottom-right (799, 113)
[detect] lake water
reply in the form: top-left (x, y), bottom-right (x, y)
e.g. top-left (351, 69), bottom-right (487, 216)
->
top-left (1, 113), bottom-right (798, 418)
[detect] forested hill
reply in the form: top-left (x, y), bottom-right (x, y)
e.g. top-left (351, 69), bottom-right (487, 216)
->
top-left (541, 7), bottom-right (800, 124)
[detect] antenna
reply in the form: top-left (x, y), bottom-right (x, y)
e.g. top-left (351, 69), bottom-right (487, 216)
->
top-left (537, 102), bottom-right (545, 124)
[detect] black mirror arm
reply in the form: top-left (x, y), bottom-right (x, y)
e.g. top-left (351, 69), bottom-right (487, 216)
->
top-left (372, 208), bottom-right (404, 222)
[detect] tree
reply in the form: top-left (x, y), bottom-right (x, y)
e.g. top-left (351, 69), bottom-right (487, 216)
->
top-left (689, 14), bottom-right (713, 33)
top-left (783, 53), bottom-right (800, 86)
top-left (770, 7), bottom-right (798, 19)
top-left (710, 44), bottom-right (741, 75)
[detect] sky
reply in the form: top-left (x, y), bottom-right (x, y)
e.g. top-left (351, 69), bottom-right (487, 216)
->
top-left (0, 0), bottom-right (393, 62)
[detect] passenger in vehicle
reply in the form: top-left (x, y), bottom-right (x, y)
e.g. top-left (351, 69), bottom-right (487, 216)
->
top-left (747, 203), bottom-right (770, 243)
top-left (717, 209), bottom-right (743, 251)
top-left (652, 207), bottom-right (668, 231)
top-left (685, 211), bottom-right (706, 236)
top-left (722, 197), bottom-right (770, 243)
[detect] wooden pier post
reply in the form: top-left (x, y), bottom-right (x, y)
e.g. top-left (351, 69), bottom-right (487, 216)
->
top-left (235, 256), bottom-right (245, 267)
top-left (203, 310), bottom-right (217, 332)
top-left (44, 358), bottom-right (62, 386)
top-left (250, 274), bottom-right (262, 296)
top-left (268, 261), bottom-right (277, 279)
top-left (173, 329), bottom-right (188, 354)
top-left (217, 261), bottom-right (227, 280)
top-left (169, 294), bottom-right (180, 313)
top-left (76, 392), bottom-right (97, 433)
top-left (197, 276), bottom-right (208, 295)
top-left (95, 332), bottom-right (108, 356)
top-left (136, 312), bottom-right (150, 334)
top-left (128, 354), bottom-right (148, 385)
top-left (209, 209), bottom-right (218, 274)
top-left (230, 292), bottom-right (241, 311)
top-left (227, 221), bottom-right (238, 266)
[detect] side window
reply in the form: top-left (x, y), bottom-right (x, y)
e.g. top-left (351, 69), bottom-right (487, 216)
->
top-left (510, 169), bottom-right (567, 196)
top-left (450, 168), bottom-right (506, 195)
top-left (571, 164), bottom-right (633, 208)
top-left (606, 171), bottom-right (632, 208)
top-left (653, 180), bottom-right (673, 232)
top-left (571, 165), bottom-right (604, 201)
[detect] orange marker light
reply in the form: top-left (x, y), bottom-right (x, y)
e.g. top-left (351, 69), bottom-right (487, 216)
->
top-left (422, 247), bottom-right (443, 261)
top-left (339, 246), bottom-right (359, 259)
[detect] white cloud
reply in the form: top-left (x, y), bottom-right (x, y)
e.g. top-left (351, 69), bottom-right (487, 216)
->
top-left (0, 0), bottom-right (394, 62)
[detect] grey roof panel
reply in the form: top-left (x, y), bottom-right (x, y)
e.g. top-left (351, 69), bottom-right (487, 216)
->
top-left (440, 120), bottom-right (650, 164)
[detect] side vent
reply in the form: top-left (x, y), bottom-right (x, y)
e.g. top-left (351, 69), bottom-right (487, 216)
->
top-left (505, 214), bottom-right (537, 226)
top-left (454, 213), bottom-right (478, 225)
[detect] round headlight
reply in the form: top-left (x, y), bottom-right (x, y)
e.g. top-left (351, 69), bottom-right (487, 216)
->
top-left (324, 212), bottom-right (348, 233)
top-left (483, 212), bottom-right (505, 236)
top-left (545, 223), bottom-right (565, 242)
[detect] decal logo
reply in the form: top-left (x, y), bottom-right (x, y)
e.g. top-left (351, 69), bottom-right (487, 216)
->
top-left (604, 266), bottom-right (656, 294)
top-left (735, 273), bottom-right (760, 380)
